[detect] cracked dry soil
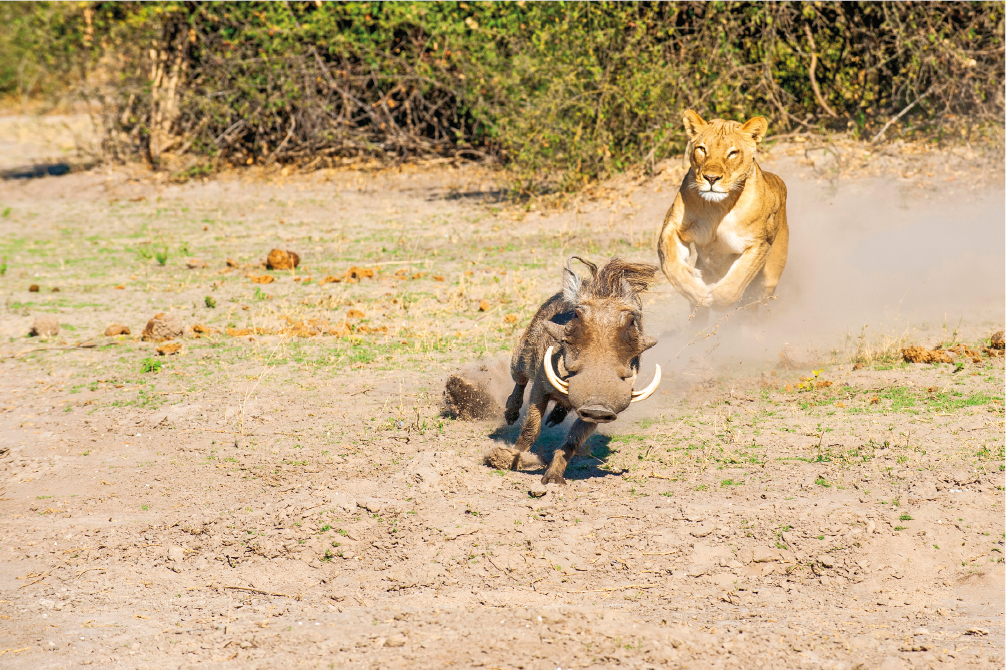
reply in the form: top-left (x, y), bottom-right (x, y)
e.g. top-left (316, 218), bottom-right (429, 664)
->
top-left (0, 145), bottom-right (1003, 670)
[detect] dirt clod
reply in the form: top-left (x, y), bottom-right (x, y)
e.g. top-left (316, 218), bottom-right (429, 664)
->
top-left (141, 313), bottom-right (184, 342)
top-left (185, 259), bottom-right (208, 269)
top-left (478, 300), bottom-right (490, 312)
top-left (192, 324), bottom-right (214, 336)
top-left (104, 324), bottom-right (131, 336)
top-left (251, 274), bottom-right (275, 284)
top-left (28, 284), bottom-right (40, 292)
top-left (901, 345), bottom-right (954, 364)
top-left (990, 330), bottom-right (1005, 350)
top-left (156, 342), bottom-right (182, 355)
top-left (30, 315), bottom-right (60, 337)
top-left (266, 249), bottom-right (300, 270)
top-left (443, 355), bottom-right (512, 420)
top-left (346, 266), bottom-right (374, 280)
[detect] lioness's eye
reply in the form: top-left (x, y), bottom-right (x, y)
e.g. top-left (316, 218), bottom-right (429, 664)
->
top-left (695, 146), bottom-right (705, 155)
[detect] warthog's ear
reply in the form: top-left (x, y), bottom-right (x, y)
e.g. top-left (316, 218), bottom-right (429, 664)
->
top-left (741, 116), bottom-right (769, 144)
top-left (543, 321), bottom-right (566, 342)
top-left (562, 267), bottom-right (581, 303)
top-left (638, 334), bottom-right (658, 353)
top-left (682, 109), bottom-right (707, 140)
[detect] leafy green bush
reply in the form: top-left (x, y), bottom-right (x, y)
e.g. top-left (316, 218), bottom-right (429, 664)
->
top-left (5, 2), bottom-right (1004, 192)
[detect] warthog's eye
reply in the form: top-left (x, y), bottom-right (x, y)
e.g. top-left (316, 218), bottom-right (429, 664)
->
top-left (728, 149), bottom-right (739, 158)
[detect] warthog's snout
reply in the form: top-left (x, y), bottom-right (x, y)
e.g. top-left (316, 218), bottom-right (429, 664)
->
top-left (576, 403), bottom-right (618, 423)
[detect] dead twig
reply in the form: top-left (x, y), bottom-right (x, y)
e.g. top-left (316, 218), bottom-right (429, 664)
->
top-left (803, 24), bottom-right (838, 118)
top-left (4, 340), bottom-right (112, 359)
top-left (220, 585), bottom-right (293, 598)
top-left (871, 83), bottom-right (941, 143)
top-left (565, 584), bottom-right (656, 594)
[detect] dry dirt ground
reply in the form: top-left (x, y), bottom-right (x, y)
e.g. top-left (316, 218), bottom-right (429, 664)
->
top-left (0, 124), bottom-right (1004, 670)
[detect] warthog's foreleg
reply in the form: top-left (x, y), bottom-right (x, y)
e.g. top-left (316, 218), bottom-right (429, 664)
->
top-left (542, 419), bottom-right (597, 485)
top-left (544, 402), bottom-right (569, 427)
top-left (504, 379), bottom-right (527, 426)
top-left (498, 386), bottom-right (549, 471)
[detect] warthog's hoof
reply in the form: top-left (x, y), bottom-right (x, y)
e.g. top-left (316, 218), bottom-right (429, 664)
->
top-left (541, 471), bottom-right (567, 486)
top-left (504, 407), bottom-right (520, 425)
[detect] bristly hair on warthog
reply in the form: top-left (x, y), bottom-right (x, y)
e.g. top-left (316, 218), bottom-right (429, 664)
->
top-left (486, 256), bottom-right (662, 485)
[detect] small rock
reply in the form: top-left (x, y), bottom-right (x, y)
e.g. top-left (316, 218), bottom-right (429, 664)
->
top-left (168, 546), bottom-right (184, 563)
top-left (358, 500), bottom-right (382, 514)
top-left (686, 566), bottom-right (708, 578)
top-left (818, 555), bottom-right (835, 568)
top-left (266, 249), bottom-right (300, 271)
top-left (43, 640), bottom-right (58, 651)
top-left (156, 342), bottom-right (183, 356)
top-left (141, 313), bottom-right (184, 342)
top-left (901, 345), bottom-right (953, 364)
top-left (30, 315), bottom-right (60, 337)
top-left (989, 330), bottom-right (1004, 350)
top-left (965, 627), bottom-right (989, 636)
top-left (866, 520), bottom-right (876, 534)
top-left (528, 482), bottom-right (548, 498)
top-left (384, 634), bottom-right (406, 648)
top-left (104, 324), bottom-right (131, 336)
top-left (537, 609), bottom-right (566, 625)
top-left (913, 627), bottom-right (930, 636)
top-left (752, 547), bottom-right (777, 563)
top-left (876, 656), bottom-right (909, 670)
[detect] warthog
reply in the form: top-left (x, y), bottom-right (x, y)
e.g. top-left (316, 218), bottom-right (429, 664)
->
top-left (488, 257), bottom-right (662, 484)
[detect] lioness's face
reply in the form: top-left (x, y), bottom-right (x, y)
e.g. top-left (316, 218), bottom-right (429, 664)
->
top-left (682, 110), bottom-right (768, 203)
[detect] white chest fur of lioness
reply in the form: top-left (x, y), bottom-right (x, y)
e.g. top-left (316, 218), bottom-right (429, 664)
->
top-left (657, 110), bottom-right (789, 317)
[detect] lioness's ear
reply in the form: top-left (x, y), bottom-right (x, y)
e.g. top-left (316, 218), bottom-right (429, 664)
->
top-left (682, 110), bottom-right (707, 140)
top-left (741, 116), bottom-right (769, 144)
top-left (543, 321), bottom-right (566, 342)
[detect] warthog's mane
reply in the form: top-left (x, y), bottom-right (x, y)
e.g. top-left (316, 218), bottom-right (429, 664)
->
top-left (568, 257), bottom-right (659, 302)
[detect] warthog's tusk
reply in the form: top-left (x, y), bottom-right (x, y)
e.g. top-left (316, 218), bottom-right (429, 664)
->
top-left (543, 346), bottom-right (569, 394)
top-left (630, 365), bottom-right (661, 403)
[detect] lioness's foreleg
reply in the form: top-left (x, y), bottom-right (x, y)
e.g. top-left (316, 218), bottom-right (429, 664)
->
top-left (542, 419), bottom-right (597, 485)
top-left (658, 198), bottom-right (711, 308)
top-left (708, 242), bottom-right (769, 309)
top-left (761, 212), bottom-right (788, 297)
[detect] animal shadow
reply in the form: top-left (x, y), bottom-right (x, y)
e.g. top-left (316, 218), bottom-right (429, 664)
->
top-left (487, 421), bottom-right (624, 482)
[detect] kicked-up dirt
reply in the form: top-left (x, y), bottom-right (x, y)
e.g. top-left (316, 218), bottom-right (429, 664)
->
top-left (0, 127), bottom-right (1003, 669)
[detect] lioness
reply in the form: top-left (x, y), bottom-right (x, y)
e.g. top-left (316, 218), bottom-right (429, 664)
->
top-left (657, 110), bottom-right (788, 320)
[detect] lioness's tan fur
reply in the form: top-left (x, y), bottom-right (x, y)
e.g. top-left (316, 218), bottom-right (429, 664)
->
top-left (657, 110), bottom-right (788, 316)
